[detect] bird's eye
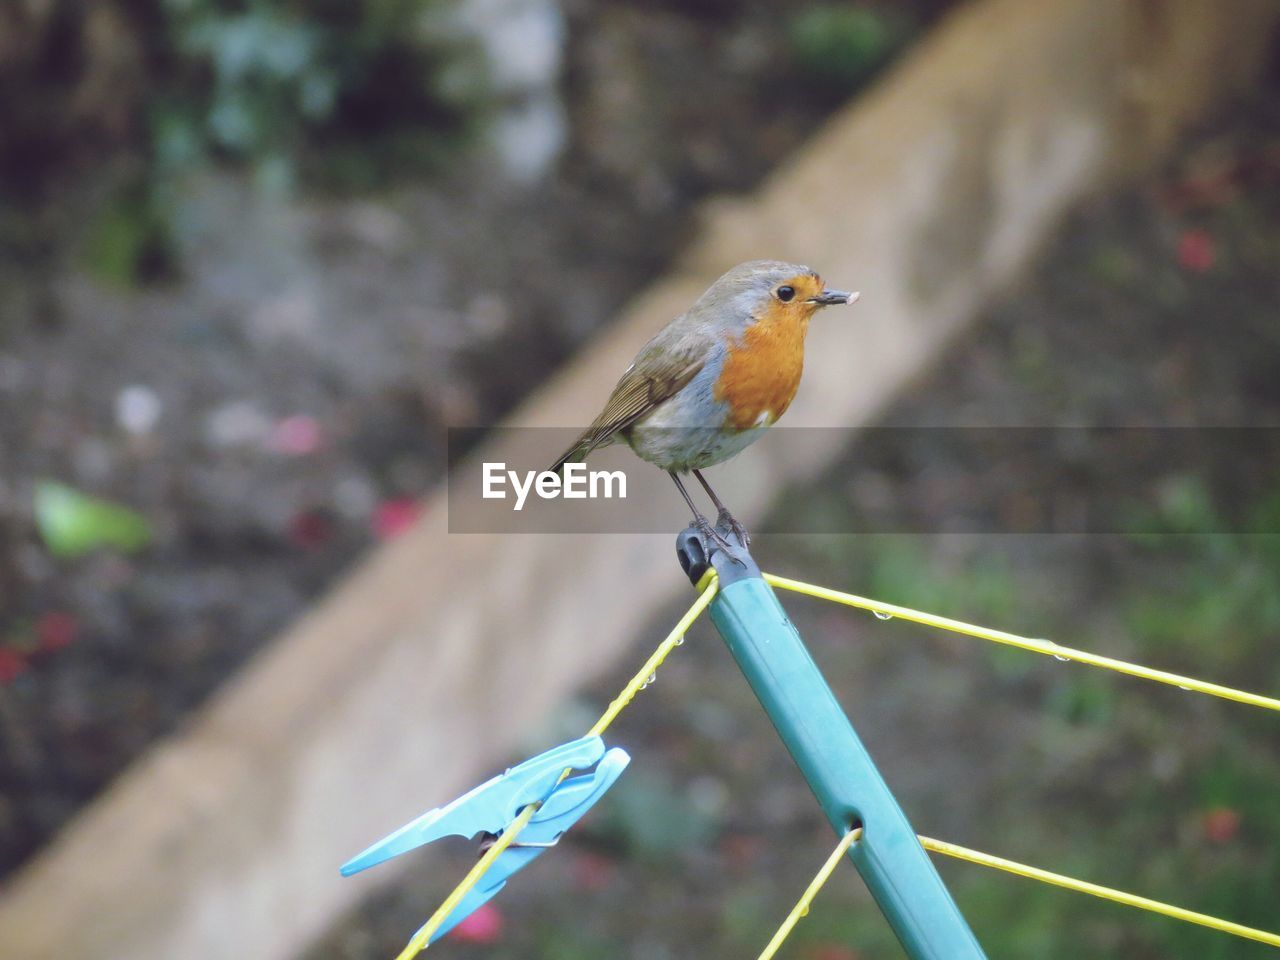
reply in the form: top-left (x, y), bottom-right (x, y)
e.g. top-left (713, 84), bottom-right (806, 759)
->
top-left (776, 285), bottom-right (796, 302)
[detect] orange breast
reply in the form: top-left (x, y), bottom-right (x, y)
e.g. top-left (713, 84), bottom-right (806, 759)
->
top-left (714, 304), bottom-right (809, 430)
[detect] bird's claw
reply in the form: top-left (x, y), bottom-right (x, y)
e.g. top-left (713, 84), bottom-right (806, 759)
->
top-left (695, 515), bottom-right (731, 553)
top-left (716, 509), bottom-right (751, 548)
top-left (693, 515), bottom-right (740, 562)
top-left (692, 516), bottom-right (748, 569)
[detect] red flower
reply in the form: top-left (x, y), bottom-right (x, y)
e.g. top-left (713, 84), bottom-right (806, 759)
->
top-left (720, 831), bottom-right (765, 872)
top-left (1201, 807), bottom-right (1241, 844)
top-left (0, 648), bottom-right (29, 684)
top-left (288, 510), bottom-right (334, 550)
top-left (1176, 229), bottom-right (1215, 272)
top-left (572, 851), bottom-right (617, 892)
top-left (805, 944), bottom-right (860, 960)
top-left (36, 612), bottom-right (80, 651)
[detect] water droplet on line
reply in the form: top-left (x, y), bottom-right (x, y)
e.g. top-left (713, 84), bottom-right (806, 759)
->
top-left (674, 636), bottom-right (685, 646)
top-left (873, 610), bottom-right (893, 621)
top-left (1053, 655), bottom-right (1070, 662)
top-left (1178, 684), bottom-right (1191, 691)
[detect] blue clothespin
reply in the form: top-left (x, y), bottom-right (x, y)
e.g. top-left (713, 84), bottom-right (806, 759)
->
top-left (341, 735), bottom-right (629, 944)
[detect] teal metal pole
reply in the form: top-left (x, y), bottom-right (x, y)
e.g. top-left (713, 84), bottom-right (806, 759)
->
top-left (679, 532), bottom-right (985, 959)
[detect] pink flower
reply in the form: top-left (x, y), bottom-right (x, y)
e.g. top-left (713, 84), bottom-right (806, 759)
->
top-left (449, 903), bottom-right (504, 944)
top-left (372, 498), bottom-right (422, 541)
top-left (270, 415), bottom-right (323, 456)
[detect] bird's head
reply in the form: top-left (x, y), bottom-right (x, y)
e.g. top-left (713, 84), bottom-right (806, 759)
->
top-left (697, 260), bottom-right (858, 333)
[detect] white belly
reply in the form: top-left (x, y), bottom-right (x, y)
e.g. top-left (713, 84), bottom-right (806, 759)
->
top-left (626, 406), bottom-right (766, 471)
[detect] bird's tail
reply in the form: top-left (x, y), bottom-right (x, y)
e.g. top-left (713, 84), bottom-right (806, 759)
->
top-left (548, 436), bottom-right (589, 476)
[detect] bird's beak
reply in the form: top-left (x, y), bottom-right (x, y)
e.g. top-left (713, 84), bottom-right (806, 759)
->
top-left (808, 289), bottom-right (859, 306)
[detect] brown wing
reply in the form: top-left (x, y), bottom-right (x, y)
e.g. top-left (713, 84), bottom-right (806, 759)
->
top-left (549, 337), bottom-right (707, 473)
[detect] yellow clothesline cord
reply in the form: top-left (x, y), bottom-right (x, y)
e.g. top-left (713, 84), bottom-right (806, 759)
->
top-left (393, 575), bottom-right (720, 958)
top-left (748, 571), bottom-right (1280, 958)
top-left (755, 826), bottom-right (1280, 959)
top-left (393, 803), bottom-right (538, 960)
top-left (757, 828), bottom-right (860, 960)
top-left (763, 573), bottom-right (1280, 713)
top-left (589, 573), bottom-right (719, 737)
top-left (919, 835), bottom-right (1280, 949)
top-left (397, 568), bottom-right (1278, 959)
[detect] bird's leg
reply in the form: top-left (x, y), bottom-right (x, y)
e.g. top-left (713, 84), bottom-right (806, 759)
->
top-left (669, 472), bottom-right (736, 555)
top-left (692, 469), bottom-right (750, 547)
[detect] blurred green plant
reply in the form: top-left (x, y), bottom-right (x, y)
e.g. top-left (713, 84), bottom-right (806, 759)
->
top-left (154, 0), bottom-right (485, 187)
top-left (4, 0), bottom-right (488, 285)
top-left (771, 466), bottom-right (1280, 956)
top-left (1122, 477), bottom-right (1280, 678)
top-left (787, 4), bottom-right (911, 92)
top-left (861, 535), bottom-right (1020, 626)
top-left (600, 766), bottom-right (722, 861)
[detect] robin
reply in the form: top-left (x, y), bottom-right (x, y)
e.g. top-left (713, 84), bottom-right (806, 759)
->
top-left (551, 260), bottom-right (857, 547)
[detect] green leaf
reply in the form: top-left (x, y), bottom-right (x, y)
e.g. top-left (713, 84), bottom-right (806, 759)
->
top-left (34, 482), bottom-right (153, 558)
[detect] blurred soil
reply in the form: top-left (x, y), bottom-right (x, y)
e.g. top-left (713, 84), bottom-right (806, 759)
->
top-left (0, 2), bottom-right (951, 879)
top-left (304, 93), bottom-right (1280, 959)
